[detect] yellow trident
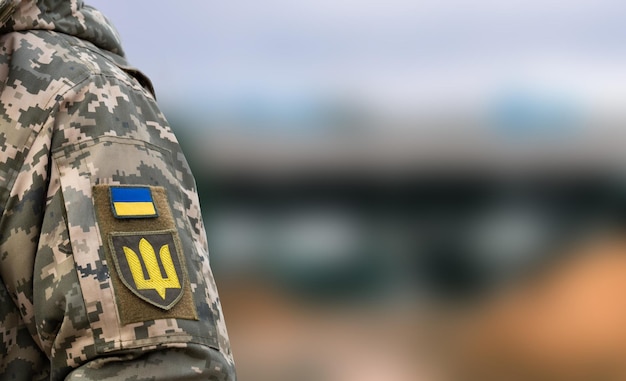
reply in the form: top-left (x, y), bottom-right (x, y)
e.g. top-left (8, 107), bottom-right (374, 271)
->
top-left (123, 238), bottom-right (181, 299)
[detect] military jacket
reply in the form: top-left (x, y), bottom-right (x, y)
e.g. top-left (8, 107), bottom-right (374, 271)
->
top-left (0, 0), bottom-right (235, 379)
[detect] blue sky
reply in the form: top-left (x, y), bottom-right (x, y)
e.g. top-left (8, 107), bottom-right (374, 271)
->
top-left (87, 0), bottom-right (626, 119)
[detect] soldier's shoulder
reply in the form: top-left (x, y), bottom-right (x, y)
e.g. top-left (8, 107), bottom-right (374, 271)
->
top-left (3, 30), bottom-right (141, 103)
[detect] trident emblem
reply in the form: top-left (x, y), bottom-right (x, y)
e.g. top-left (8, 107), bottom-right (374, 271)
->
top-left (110, 231), bottom-right (185, 310)
top-left (123, 238), bottom-right (181, 300)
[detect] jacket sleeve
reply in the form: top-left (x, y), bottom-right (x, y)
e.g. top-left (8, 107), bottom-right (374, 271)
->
top-left (27, 56), bottom-right (236, 380)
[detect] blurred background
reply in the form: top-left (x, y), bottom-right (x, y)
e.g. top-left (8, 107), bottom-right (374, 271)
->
top-left (90, 1), bottom-right (626, 380)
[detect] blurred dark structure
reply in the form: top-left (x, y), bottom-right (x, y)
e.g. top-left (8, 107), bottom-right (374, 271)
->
top-left (167, 102), bottom-right (626, 303)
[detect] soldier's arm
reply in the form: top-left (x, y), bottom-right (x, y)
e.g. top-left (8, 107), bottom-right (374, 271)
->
top-left (31, 47), bottom-right (236, 380)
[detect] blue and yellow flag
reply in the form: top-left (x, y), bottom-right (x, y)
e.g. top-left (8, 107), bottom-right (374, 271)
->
top-left (110, 186), bottom-right (158, 218)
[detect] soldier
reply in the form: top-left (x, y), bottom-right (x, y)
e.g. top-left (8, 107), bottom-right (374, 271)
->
top-left (0, 0), bottom-right (236, 379)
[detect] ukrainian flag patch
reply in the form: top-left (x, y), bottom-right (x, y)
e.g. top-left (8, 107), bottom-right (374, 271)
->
top-left (110, 186), bottom-right (158, 219)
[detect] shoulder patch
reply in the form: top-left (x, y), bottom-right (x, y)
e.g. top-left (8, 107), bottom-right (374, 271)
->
top-left (110, 186), bottom-right (158, 219)
top-left (93, 185), bottom-right (198, 324)
top-left (109, 230), bottom-right (184, 310)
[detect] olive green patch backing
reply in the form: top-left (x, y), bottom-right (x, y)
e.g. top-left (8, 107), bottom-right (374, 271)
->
top-left (93, 185), bottom-right (198, 324)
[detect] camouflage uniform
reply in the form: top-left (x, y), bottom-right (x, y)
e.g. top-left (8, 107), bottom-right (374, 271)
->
top-left (0, 0), bottom-right (235, 379)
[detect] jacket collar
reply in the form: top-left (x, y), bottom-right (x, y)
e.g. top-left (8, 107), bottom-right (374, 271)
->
top-left (0, 0), bottom-right (124, 56)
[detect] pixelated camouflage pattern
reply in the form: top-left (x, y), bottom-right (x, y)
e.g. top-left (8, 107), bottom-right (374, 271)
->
top-left (0, 0), bottom-right (236, 379)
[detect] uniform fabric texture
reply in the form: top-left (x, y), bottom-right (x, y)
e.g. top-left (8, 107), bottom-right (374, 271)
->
top-left (0, 0), bottom-right (236, 379)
